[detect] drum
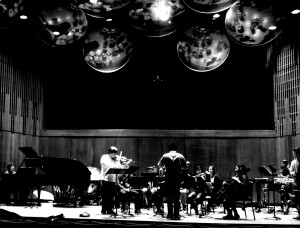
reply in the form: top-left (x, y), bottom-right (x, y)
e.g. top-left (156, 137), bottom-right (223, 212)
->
top-left (88, 166), bottom-right (101, 182)
top-left (87, 167), bottom-right (102, 199)
top-left (52, 185), bottom-right (76, 205)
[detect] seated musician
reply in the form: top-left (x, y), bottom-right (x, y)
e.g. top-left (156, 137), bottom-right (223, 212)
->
top-left (141, 166), bottom-right (156, 209)
top-left (3, 162), bottom-right (17, 205)
top-left (217, 164), bottom-right (250, 220)
top-left (205, 165), bottom-right (222, 212)
top-left (117, 174), bottom-right (142, 214)
top-left (140, 166), bottom-right (164, 214)
top-left (278, 159), bottom-right (291, 214)
top-left (290, 147), bottom-right (300, 220)
top-left (187, 165), bottom-right (209, 216)
top-left (180, 161), bottom-right (192, 211)
top-left (150, 181), bottom-right (164, 214)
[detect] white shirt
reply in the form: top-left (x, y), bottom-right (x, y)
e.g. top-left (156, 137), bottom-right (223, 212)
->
top-left (100, 154), bottom-right (122, 182)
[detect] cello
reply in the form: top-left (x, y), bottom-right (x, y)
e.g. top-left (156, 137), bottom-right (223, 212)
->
top-left (215, 162), bottom-right (236, 205)
top-left (216, 164), bottom-right (250, 205)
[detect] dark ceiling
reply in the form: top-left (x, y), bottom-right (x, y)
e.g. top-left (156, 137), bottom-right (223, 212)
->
top-left (1, 0), bottom-right (299, 130)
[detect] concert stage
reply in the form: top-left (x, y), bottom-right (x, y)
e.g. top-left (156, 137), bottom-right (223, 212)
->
top-left (0, 202), bottom-right (299, 228)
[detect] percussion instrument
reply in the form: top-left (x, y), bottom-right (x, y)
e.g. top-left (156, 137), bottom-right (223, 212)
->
top-left (274, 177), bottom-right (295, 185)
top-left (52, 185), bottom-right (76, 205)
top-left (87, 166), bottom-right (101, 196)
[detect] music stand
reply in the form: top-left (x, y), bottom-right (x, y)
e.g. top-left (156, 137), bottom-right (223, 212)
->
top-left (129, 176), bottom-right (151, 215)
top-left (141, 172), bottom-right (165, 217)
top-left (259, 165), bottom-right (281, 220)
top-left (106, 168), bottom-right (137, 218)
top-left (125, 166), bottom-right (139, 217)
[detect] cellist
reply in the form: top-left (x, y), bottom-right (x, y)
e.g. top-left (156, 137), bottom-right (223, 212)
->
top-left (216, 164), bottom-right (250, 220)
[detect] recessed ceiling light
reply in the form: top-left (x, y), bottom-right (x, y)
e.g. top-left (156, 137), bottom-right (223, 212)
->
top-left (20, 15), bottom-right (28, 20)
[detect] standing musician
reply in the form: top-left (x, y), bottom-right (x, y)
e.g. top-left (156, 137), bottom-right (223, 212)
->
top-left (100, 146), bottom-right (123, 215)
top-left (216, 164), bottom-right (250, 220)
top-left (290, 147), bottom-right (300, 220)
top-left (158, 143), bottom-right (187, 220)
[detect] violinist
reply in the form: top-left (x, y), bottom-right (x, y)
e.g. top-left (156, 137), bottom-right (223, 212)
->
top-left (180, 161), bottom-right (192, 212)
top-left (100, 146), bottom-right (123, 215)
top-left (205, 165), bottom-right (222, 212)
top-left (187, 165), bottom-right (209, 216)
top-left (217, 164), bottom-right (250, 220)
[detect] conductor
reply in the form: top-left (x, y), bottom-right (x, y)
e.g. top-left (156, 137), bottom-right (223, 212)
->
top-left (158, 143), bottom-right (187, 220)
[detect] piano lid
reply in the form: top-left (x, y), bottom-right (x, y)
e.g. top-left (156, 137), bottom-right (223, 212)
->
top-left (19, 147), bottom-right (39, 158)
top-left (18, 147), bottom-right (91, 188)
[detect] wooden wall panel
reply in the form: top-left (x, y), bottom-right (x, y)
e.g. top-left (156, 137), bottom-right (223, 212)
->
top-left (0, 131), bottom-right (39, 172)
top-left (90, 138), bottom-right (108, 169)
top-left (185, 138), bottom-right (237, 180)
top-left (137, 138), bottom-right (162, 175)
top-left (0, 53), bottom-right (43, 136)
top-left (70, 138), bottom-right (94, 166)
top-left (116, 137), bottom-right (139, 168)
top-left (236, 139), bottom-right (262, 179)
top-left (39, 137), bottom-right (71, 159)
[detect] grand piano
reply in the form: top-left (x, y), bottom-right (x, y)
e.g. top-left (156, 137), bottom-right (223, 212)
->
top-left (2, 147), bottom-right (91, 207)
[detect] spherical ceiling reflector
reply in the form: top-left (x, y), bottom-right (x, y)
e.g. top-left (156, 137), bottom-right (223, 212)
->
top-left (177, 24), bottom-right (230, 72)
top-left (0, 0), bottom-right (26, 29)
top-left (77, 0), bottom-right (130, 19)
top-left (129, 0), bottom-right (186, 37)
top-left (224, 0), bottom-right (286, 46)
top-left (183, 0), bottom-right (237, 14)
top-left (83, 26), bottom-right (133, 73)
top-left (36, 2), bottom-right (88, 47)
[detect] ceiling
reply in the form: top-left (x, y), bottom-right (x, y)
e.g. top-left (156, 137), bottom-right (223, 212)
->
top-left (0, 0), bottom-right (299, 130)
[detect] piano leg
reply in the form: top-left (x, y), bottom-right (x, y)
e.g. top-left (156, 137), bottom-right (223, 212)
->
top-left (37, 187), bottom-right (42, 206)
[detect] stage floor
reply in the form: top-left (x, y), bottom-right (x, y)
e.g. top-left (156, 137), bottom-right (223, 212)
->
top-left (0, 202), bottom-right (300, 227)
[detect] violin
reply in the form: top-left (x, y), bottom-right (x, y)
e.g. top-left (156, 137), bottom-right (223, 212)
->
top-left (112, 152), bottom-right (134, 168)
top-left (192, 172), bottom-right (206, 179)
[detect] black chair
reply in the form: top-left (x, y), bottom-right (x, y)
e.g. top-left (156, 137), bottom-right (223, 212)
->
top-left (234, 181), bottom-right (256, 220)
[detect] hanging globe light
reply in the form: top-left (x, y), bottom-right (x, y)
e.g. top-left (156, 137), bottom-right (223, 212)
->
top-left (128, 0), bottom-right (186, 37)
top-left (35, 1), bottom-right (88, 47)
top-left (183, 0), bottom-right (237, 14)
top-left (83, 26), bottom-right (133, 73)
top-left (224, 0), bottom-right (286, 46)
top-left (177, 24), bottom-right (230, 72)
top-left (77, 0), bottom-right (130, 19)
top-left (0, 0), bottom-right (26, 29)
